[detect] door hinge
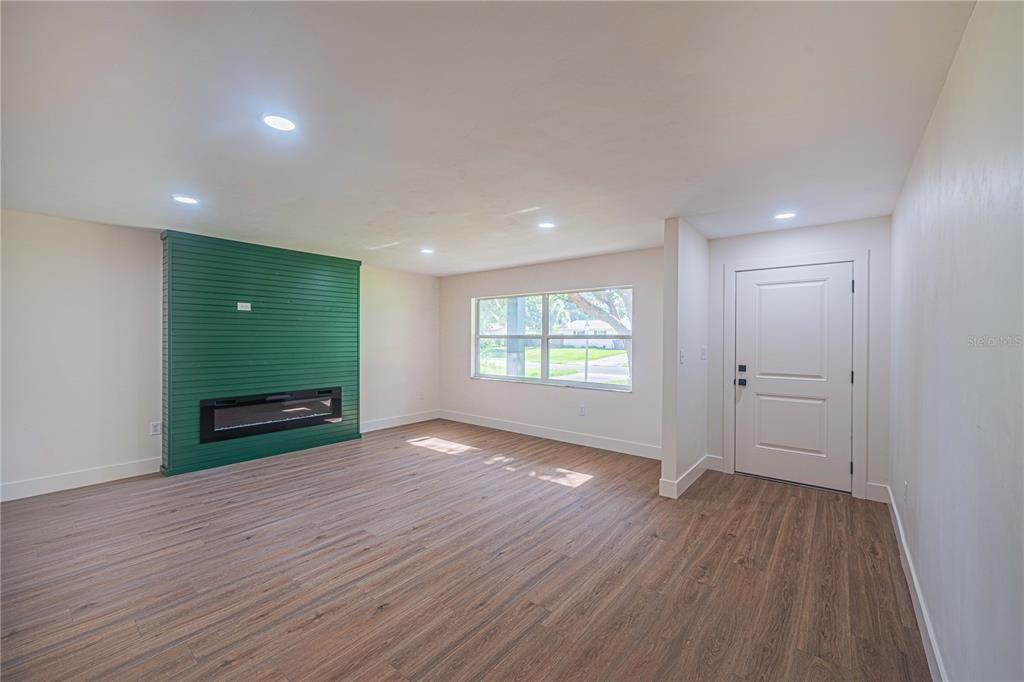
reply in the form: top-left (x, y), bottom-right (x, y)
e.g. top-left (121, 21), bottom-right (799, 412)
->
top-left (850, 461), bottom-right (854, 475)
top-left (851, 279), bottom-right (855, 293)
top-left (850, 370), bottom-right (854, 384)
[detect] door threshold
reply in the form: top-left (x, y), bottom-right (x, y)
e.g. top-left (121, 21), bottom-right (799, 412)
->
top-left (734, 471), bottom-right (852, 496)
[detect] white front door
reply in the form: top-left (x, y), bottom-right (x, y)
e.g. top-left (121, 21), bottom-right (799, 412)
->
top-left (734, 262), bottom-right (853, 492)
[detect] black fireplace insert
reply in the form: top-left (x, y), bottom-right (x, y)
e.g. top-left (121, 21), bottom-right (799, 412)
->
top-left (199, 387), bottom-right (342, 443)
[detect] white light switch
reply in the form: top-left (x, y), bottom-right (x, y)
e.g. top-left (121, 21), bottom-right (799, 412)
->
top-left (237, 302), bottom-right (252, 311)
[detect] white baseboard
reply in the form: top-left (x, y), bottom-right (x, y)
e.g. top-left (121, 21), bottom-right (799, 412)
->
top-left (1, 457), bottom-right (161, 502)
top-left (361, 409), bottom-right (441, 433)
top-left (865, 481), bottom-right (891, 503)
top-left (438, 410), bottom-right (661, 460)
top-left (882, 484), bottom-right (947, 682)
top-left (702, 453), bottom-right (725, 472)
top-left (659, 453), bottom-right (716, 499)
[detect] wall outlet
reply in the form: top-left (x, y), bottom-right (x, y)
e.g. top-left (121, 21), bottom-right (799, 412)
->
top-left (418, 391), bottom-right (425, 401)
top-left (700, 345), bottom-right (707, 361)
top-left (578, 403), bottom-right (587, 417)
top-left (679, 349), bottom-right (685, 365)
top-left (150, 421), bottom-right (162, 436)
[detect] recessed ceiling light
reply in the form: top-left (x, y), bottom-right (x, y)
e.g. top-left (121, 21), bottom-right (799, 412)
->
top-left (420, 248), bottom-right (434, 254)
top-left (774, 212), bottom-right (796, 220)
top-left (171, 194), bottom-right (199, 205)
top-left (262, 114), bottom-right (296, 131)
top-left (538, 222), bottom-right (556, 229)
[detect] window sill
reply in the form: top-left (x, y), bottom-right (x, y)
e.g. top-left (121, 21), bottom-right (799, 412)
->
top-left (470, 374), bottom-right (633, 394)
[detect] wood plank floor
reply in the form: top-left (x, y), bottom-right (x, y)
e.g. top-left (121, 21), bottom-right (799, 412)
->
top-left (1, 420), bottom-right (930, 681)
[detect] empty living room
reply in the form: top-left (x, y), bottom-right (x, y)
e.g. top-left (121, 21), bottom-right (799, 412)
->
top-left (1, 2), bottom-right (1021, 680)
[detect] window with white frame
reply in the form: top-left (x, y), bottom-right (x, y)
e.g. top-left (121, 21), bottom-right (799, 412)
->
top-left (473, 287), bottom-right (633, 390)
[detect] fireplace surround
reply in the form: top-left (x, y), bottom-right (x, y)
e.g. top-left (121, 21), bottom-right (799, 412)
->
top-left (162, 230), bottom-right (360, 475)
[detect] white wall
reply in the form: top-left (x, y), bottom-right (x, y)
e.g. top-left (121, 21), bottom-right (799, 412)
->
top-left (439, 248), bottom-right (663, 459)
top-left (360, 266), bottom-right (440, 431)
top-left (706, 216), bottom-right (892, 492)
top-left (660, 218), bottom-right (709, 496)
top-left (1, 209), bottom-right (163, 500)
top-left (0, 210), bottom-right (443, 499)
top-left (889, 3), bottom-right (1023, 680)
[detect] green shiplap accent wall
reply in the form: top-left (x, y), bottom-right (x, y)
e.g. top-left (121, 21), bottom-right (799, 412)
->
top-left (162, 230), bottom-right (360, 475)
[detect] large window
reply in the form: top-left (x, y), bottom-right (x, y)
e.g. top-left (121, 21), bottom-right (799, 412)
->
top-left (473, 287), bottom-right (632, 390)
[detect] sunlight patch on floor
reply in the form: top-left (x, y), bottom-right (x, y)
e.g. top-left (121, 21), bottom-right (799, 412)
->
top-left (407, 436), bottom-right (480, 455)
top-left (406, 438), bottom-right (590, 487)
top-left (528, 467), bottom-right (593, 488)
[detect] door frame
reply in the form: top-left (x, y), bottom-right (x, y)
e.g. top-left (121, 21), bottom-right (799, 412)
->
top-left (722, 249), bottom-right (870, 499)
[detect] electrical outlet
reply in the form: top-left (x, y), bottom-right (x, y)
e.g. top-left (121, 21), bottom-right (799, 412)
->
top-left (150, 421), bottom-right (162, 436)
top-left (578, 404), bottom-right (587, 417)
top-left (418, 391), bottom-right (425, 401)
top-left (700, 346), bottom-right (707, 361)
top-left (679, 349), bottom-right (685, 365)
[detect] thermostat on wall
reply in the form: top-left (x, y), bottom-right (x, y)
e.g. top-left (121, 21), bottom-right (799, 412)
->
top-left (237, 302), bottom-right (252, 311)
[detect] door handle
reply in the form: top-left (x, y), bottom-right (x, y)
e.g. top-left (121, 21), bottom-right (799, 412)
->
top-left (737, 378), bottom-right (747, 386)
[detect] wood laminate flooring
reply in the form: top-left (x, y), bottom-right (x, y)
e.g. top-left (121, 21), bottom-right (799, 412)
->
top-left (1, 420), bottom-right (930, 680)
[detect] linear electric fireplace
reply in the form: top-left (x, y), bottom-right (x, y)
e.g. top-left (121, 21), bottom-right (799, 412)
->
top-left (199, 387), bottom-right (342, 443)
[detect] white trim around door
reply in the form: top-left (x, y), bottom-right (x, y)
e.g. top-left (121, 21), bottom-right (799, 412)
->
top-left (722, 249), bottom-right (870, 499)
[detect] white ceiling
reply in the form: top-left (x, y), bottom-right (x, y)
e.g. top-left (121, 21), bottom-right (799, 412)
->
top-left (2, 2), bottom-right (972, 276)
